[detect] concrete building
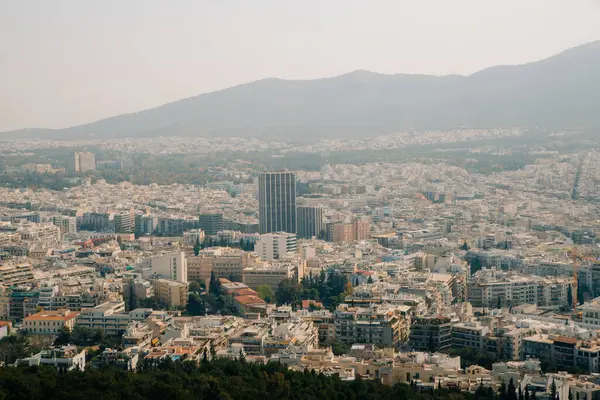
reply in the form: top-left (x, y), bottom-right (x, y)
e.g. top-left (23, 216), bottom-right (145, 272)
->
top-left (259, 172), bottom-right (296, 234)
top-left (328, 222), bottom-right (354, 243)
top-left (468, 270), bottom-right (575, 309)
top-left (74, 152), bottom-right (96, 172)
top-left (16, 345), bottom-right (86, 371)
top-left (243, 264), bottom-right (295, 291)
top-left (255, 232), bottom-right (297, 261)
top-left (52, 215), bottom-right (77, 237)
top-left (23, 309), bottom-right (79, 335)
top-left (0, 263), bottom-right (34, 285)
top-left (183, 229), bottom-right (205, 246)
top-left (153, 278), bottom-right (188, 309)
top-left (297, 206), bottom-right (324, 239)
top-left (580, 296), bottom-right (600, 328)
top-left (333, 304), bottom-right (411, 348)
top-left (113, 212), bottom-right (133, 234)
top-left (451, 321), bottom-right (490, 351)
top-left (353, 218), bottom-right (371, 241)
top-left (149, 251), bottom-right (188, 283)
top-left (409, 316), bottom-right (453, 352)
top-left (75, 301), bottom-right (152, 335)
top-left (187, 247), bottom-right (252, 283)
top-left (198, 213), bottom-right (224, 236)
top-left (135, 214), bottom-right (158, 236)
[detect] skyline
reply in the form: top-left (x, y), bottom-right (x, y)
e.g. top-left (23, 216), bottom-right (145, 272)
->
top-left (1, 0), bottom-right (599, 131)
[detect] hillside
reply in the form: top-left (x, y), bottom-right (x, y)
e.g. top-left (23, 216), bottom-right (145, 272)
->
top-left (4, 40), bottom-right (600, 141)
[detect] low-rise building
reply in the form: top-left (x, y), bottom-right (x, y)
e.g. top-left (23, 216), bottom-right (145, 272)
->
top-left (23, 309), bottom-right (79, 335)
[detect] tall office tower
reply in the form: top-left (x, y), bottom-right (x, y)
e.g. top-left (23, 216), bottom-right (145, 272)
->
top-left (74, 152), bottom-right (96, 172)
top-left (296, 206), bottom-right (324, 239)
top-left (258, 172), bottom-right (296, 234)
top-left (198, 213), bottom-right (224, 236)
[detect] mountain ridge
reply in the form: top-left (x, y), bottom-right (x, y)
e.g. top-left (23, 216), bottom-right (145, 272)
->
top-left (3, 40), bottom-right (600, 140)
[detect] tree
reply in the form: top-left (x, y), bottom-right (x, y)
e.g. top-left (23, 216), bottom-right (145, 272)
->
top-left (209, 271), bottom-right (220, 295)
top-left (275, 279), bottom-right (302, 305)
top-left (518, 386), bottom-right (524, 400)
top-left (525, 387), bottom-right (530, 400)
top-left (461, 241), bottom-right (470, 251)
top-left (189, 280), bottom-right (203, 294)
top-left (508, 378), bottom-right (518, 400)
top-left (256, 284), bottom-right (274, 303)
top-left (331, 341), bottom-right (350, 356)
top-left (367, 276), bottom-right (374, 284)
top-left (499, 381), bottom-right (507, 400)
top-left (497, 296), bottom-right (502, 310)
top-left (193, 237), bottom-right (201, 256)
top-left (567, 285), bottom-right (573, 308)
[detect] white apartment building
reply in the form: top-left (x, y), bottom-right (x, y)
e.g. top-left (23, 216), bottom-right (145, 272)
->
top-left (148, 251), bottom-right (188, 283)
top-left (468, 270), bottom-right (575, 309)
top-left (255, 232), bottom-right (297, 261)
top-left (75, 301), bottom-right (152, 335)
top-left (580, 296), bottom-right (600, 328)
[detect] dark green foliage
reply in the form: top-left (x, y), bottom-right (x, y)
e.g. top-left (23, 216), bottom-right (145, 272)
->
top-left (0, 335), bottom-right (34, 365)
top-left (209, 271), bottom-right (220, 295)
top-left (297, 272), bottom-right (349, 310)
top-left (53, 326), bottom-right (121, 348)
top-left (0, 357), bottom-right (500, 400)
top-left (193, 237), bottom-right (201, 256)
top-left (446, 347), bottom-right (501, 370)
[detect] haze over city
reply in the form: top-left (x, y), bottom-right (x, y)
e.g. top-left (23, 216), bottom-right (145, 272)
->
top-left (1, 0), bottom-right (599, 131)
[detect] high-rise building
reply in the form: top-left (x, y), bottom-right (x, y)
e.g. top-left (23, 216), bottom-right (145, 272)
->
top-left (134, 214), bottom-right (157, 236)
top-left (296, 206), bottom-right (324, 239)
top-left (74, 152), bottom-right (96, 172)
top-left (198, 213), bottom-right (224, 236)
top-left (258, 172), bottom-right (296, 234)
top-left (113, 212), bottom-right (133, 233)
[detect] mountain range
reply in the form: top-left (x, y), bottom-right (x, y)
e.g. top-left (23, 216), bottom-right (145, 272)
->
top-left (4, 40), bottom-right (600, 141)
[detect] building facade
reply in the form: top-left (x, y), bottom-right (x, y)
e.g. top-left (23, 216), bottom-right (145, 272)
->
top-left (258, 172), bottom-right (296, 234)
top-left (296, 206), bottom-right (324, 239)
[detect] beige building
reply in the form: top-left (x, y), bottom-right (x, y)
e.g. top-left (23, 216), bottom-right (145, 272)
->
top-left (0, 263), bottom-right (35, 285)
top-left (23, 309), bottom-right (79, 335)
top-left (243, 264), bottom-right (295, 291)
top-left (187, 247), bottom-right (253, 283)
top-left (153, 278), bottom-right (188, 309)
top-left (74, 151), bottom-right (96, 172)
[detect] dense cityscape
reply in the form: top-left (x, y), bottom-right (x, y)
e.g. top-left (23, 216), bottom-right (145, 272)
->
top-left (2, 2), bottom-right (600, 399)
top-left (0, 124), bottom-right (598, 399)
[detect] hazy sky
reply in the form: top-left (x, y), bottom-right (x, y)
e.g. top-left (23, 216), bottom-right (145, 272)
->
top-left (1, 0), bottom-right (599, 131)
